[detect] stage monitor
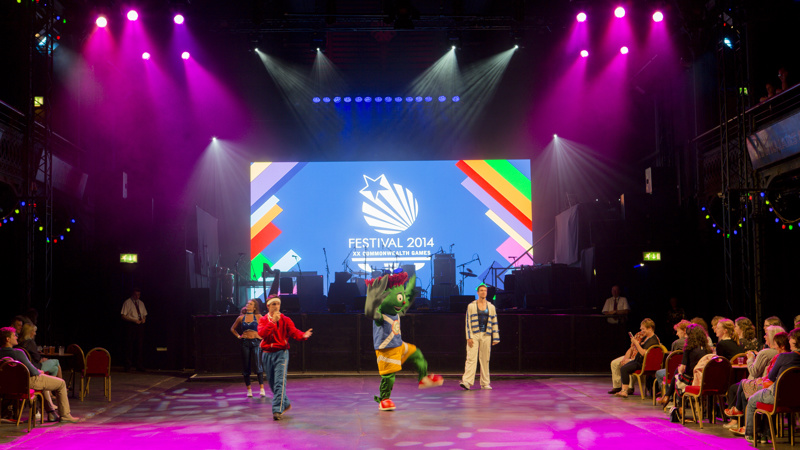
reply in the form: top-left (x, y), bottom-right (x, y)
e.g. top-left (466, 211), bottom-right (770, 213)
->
top-left (250, 160), bottom-right (533, 295)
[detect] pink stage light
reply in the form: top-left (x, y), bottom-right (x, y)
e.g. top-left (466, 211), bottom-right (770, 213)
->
top-left (614, 7), bottom-right (625, 18)
top-left (96, 16), bottom-right (108, 28)
top-left (576, 12), bottom-right (587, 22)
top-left (142, 52), bottom-right (151, 60)
top-left (620, 46), bottom-right (629, 54)
top-left (181, 51), bottom-right (190, 60)
top-left (127, 10), bottom-right (138, 21)
top-left (580, 50), bottom-right (589, 58)
top-left (173, 14), bottom-right (185, 25)
top-left (653, 11), bottom-right (664, 22)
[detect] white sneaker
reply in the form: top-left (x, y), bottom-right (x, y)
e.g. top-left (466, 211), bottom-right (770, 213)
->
top-left (482, 385), bottom-right (493, 390)
top-left (247, 389), bottom-right (253, 398)
top-left (259, 388), bottom-right (266, 397)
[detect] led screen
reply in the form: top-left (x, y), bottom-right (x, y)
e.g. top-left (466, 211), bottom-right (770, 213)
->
top-left (250, 160), bottom-right (532, 295)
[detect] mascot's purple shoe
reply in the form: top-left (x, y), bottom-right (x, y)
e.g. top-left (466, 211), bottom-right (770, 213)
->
top-left (419, 374), bottom-right (444, 389)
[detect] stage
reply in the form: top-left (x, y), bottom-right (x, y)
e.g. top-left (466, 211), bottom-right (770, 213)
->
top-left (0, 371), bottom-right (773, 449)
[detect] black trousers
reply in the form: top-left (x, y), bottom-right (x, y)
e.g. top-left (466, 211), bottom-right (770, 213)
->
top-left (125, 322), bottom-right (145, 370)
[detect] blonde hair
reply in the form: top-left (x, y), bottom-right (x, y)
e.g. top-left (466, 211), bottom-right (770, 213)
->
top-left (19, 323), bottom-right (36, 341)
top-left (766, 325), bottom-right (786, 347)
top-left (718, 318), bottom-right (738, 343)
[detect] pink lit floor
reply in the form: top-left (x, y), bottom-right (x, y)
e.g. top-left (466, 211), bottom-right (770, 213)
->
top-left (1, 373), bottom-right (787, 449)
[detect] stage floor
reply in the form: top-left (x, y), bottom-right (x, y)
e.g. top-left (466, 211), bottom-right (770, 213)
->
top-left (1, 372), bottom-right (786, 449)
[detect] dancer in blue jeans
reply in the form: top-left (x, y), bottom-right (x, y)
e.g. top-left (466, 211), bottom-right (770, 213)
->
top-left (257, 295), bottom-right (313, 420)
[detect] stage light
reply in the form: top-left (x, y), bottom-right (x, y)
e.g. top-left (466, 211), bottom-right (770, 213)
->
top-left (395, 97), bottom-right (402, 102)
top-left (174, 14), bottom-right (185, 25)
top-left (577, 12), bottom-right (587, 22)
top-left (211, 136), bottom-right (217, 141)
top-left (760, 192), bottom-right (765, 197)
top-left (415, 96), bottom-right (423, 102)
top-left (620, 46), bottom-right (629, 54)
top-left (424, 96), bottom-right (432, 102)
top-left (614, 7), bottom-right (625, 18)
top-left (514, 44), bottom-right (519, 49)
top-left (333, 96), bottom-right (341, 103)
top-left (723, 37), bottom-right (732, 48)
top-left (405, 97), bottom-right (413, 102)
top-left (20, 201), bottom-right (25, 206)
top-left (71, 219), bottom-right (76, 223)
top-left (652, 11), bottom-right (664, 22)
top-left (580, 50), bottom-right (589, 57)
top-left (142, 52), bottom-right (151, 60)
top-left (553, 134), bottom-right (558, 138)
top-left (181, 51), bottom-right (190, 60)
top-left (355, 96), bottom-right (363, 103)
top-left (127, 10), bottom-right (138, 21)
top-left (385, 97), bottom-right (392, 102)
top-left (344, 97), bottom-right (351, 103)
top-left (364, 97), bottom-right (372, 103)
top-left (323, 97), bottom-right (331, 103)
top-left (452, 96), bottom-right (460, 102)
top-left (312, 97), bottom-right (321, 103)
top-left (96, 16), bottom-right (108, 28)
top-left (375, 96), bottom-right (383, 102)
top-left (438, 96), bottom-right (446, 102)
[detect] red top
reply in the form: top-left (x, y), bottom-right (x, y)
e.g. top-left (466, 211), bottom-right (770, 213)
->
top-left (258, 314), bottom-right (307, 352)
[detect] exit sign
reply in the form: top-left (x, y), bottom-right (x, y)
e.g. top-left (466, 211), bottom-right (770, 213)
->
top-left (120, 253), bottom-right (138, 264)
top-left (643, 252), bottom-right (661, 261)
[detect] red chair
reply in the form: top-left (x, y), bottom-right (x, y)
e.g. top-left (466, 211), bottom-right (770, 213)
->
top-left (753, 367), bottom-right (800, 450)
top-left (654, 350), bottom-right (683, 406)
top-left (0, 359), bottom-right (44, 431)
top-left (66, 343), bottom-right (85, 398)
top-left (631, 344), bottom-right (665, 399)
top-left (682, 356), bottom-right (732, 428)
top-left (82, 347), bottom-right (111, 402)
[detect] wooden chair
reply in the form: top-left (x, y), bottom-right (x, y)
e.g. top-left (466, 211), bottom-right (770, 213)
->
top-left (0, 359), bottom-right (44, 431)
top-left (682, 356), bottom-right (732, 428)
top-left (630, 344), bottom-right (665, 399)
top-left (82, 347), bottom-right (111, 402)
top-left (753, 367), bottom-right (800, 450)
top-left (66, 344), bottom-right (85, 399)
top-left (653, 350), bottom-right (683, 406)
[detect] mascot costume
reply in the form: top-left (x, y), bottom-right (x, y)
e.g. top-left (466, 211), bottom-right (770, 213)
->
top-left (365, 271), bottom-right (443, 411)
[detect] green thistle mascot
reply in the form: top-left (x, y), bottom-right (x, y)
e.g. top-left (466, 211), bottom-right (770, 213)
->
top-left (365, 271), bottom-right (444, 411)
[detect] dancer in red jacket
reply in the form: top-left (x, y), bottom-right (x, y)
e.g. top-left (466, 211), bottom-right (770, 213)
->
top-left (258, 295), bottom-right (313, 420)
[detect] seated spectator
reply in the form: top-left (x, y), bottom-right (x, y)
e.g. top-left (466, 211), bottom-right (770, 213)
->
top-left (776, 67), bottom-right (792, 94)
top-left (0, 327), bottom-right (79, 423)
top-left (616, 318), bottom-right (660, 398)
top-left (609, 329), bottom-right (646, 395)
top-left (724, 327), bottom-right (787, 426)
top-left (654, 320), bottom-right (691, 397)
top-left (10, 316), bottom-right (25, 334)
top-left (714, 318), bottom-right (745, 360)
top-left (794, 314), bottom-right (800, 329)
top-left (691, 317), bottom-right (714, 347)
top-left (735, 317), bottom-right (759, 351)
top-left (17, 323), bottom-right (62, 378)
top-left (735, 327), bottom-right (800, 443)
top-left (662, 324), bottom-right (712, 407)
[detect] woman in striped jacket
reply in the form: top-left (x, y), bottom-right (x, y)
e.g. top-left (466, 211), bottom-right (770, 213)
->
top-left (459, 284), bottom-right (500, 390)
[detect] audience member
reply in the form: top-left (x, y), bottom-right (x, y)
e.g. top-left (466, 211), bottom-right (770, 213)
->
top-left (616, 318), bottom-right (660, 398)
top-left (602, 285), bottom-right (629, 324)
top-left (776, 67), bottom-right (792, 94)
top-left (0, 327), bottom-right (79, 423)
top-left (723, 327), bottom-right (786, 427)
top-left (665, 297), bottom-right (686, 332)
top-left (663, 324), bottom-right (712, 407)
top-left (735, 317), bottom-right (758, 351)
top-left (714, 318), bottom-right (744, 360)
top-left (759, 82), bottom-right (777, 103)
top-left (10, 316), bottom-right (25, 334)
top-left (654, 320), bottom-right (691, 398)
top-left (120, 288), bottom-right (147, 372)
top-left (609, 329), bottom-right (647, 395)
top-left (690, 317), bottom-right (714, 347)
top-left (794, 314), bottom-right (800, 329)
top-left (736, 327), bottom-right (800, 443)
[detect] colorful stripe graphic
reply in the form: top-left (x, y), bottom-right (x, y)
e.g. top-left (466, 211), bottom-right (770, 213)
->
top-left (457, 159), bottom-right (533, 262)
top-left (250, 162), bottom-right (305, 280)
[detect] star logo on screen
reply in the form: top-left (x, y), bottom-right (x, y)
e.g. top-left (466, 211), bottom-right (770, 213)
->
top-left (360, 174), bottom-right (418, 235)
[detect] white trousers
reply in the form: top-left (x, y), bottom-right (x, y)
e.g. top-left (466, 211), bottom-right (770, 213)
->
top-left (461, 331), bottom-right (492, 388)
top-left (610, 355), bottom-right (633, 389)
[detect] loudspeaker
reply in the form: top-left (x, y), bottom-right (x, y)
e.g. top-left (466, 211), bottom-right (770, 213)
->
top-left (280, 277), bottom-right (294, 294)
top-left (280, 294), bottom-right (300, 312)
top-left (297, 275), bottom-right (325, 312)
top-left (433, 254), bottom-right (456, 285)
top-left (327, 282), bottom-right (361, 310)
top-left (449, 295), bottom-right (474, 312)
top-left (189, 288), bottom-right (211, 314)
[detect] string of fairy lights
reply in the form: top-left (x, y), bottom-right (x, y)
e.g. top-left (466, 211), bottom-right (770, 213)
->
top-left (0, 201), bottom-right (76, 243)
top-left (702, 191), bottom-right (798, 238)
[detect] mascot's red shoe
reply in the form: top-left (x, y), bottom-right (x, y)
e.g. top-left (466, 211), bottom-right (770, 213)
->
top-left (379, 399), bottom-right (396, 411)
top-left (419, 374), bottom-right (444, 389)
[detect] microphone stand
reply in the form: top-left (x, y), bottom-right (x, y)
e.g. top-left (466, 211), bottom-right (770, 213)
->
top-left (323, 248), bottom-right (330, 296)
